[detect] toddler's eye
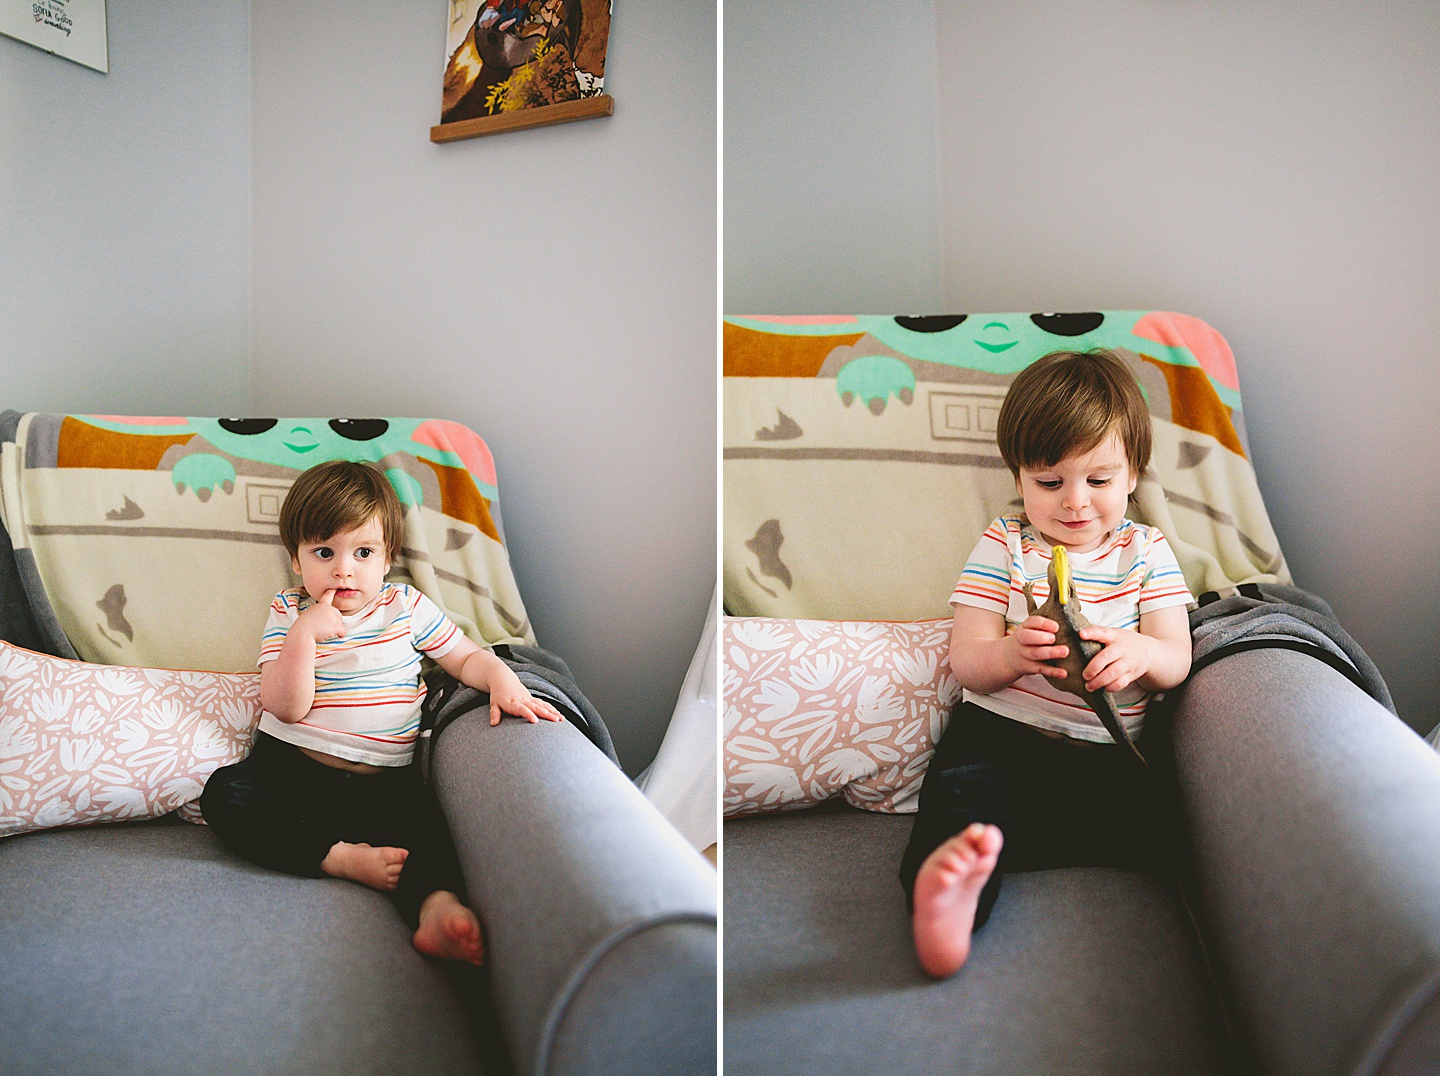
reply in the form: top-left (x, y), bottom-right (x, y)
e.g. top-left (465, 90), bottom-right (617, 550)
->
top-left (1036, 480), bottom-right (1061, 490)
top-left (1089, 478), bottom-right (1111, 486)
top-left (356, 548), bottom-right (373, 559)
top-left (313, 547), bottom-right (333, 560)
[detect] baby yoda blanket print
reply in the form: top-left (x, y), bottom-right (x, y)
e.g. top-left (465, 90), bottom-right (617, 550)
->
top-left (723, 311), bottom-right (1290, 621)
top-left (0, 413), bottom-right (535, 672)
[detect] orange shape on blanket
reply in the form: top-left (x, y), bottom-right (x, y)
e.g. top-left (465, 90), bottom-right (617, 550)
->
top-left (55, 416), bottom-right (194, 469)
top-left (724, 322), bottom-right (865, 377)
top-left (416, 457), bottom-right (501, 544)
top-left (1140, 354), bottom-right (1247, 458)
top-left (1132, 312), bottom-right (1240, 393)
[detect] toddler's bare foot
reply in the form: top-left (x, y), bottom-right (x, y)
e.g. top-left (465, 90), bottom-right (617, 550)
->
top-left (321, 841), bottom-right (408, 892)
top-left (912, 822), bottom-right (1003, 978)
top-left (413, 890), bottom-right (485, 965)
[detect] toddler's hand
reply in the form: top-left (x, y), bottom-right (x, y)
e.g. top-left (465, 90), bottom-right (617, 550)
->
top-left (1006, 616), bottom-right (1069, 681)
top-left (296, 590), bottom-right (345, 644)
top-left (488, 670), bottom-right (566, 727)
top-left (1076, 625), bottom-right (1150, 693)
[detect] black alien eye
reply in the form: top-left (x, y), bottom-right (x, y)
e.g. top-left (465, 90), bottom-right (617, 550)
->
top-left (895, 315), bottom-right (968, 333)
top-left (217, 418), bottom-right (278, 435)
top-left (1030, 312), bottom-right (1105, 336)
top-left (328, 419), bottom-right (390, 441)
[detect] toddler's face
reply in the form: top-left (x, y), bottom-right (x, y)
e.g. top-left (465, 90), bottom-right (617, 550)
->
top-left (1016, 432), bottom-right (1137, 554)
top-left (291, 514), bottom-right (391, 614)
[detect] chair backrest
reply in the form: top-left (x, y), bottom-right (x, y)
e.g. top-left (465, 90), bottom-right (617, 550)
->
top-left (0, 413), bottom-right (533, 671)
top-left (723, 311), bottom-right (1288, 620)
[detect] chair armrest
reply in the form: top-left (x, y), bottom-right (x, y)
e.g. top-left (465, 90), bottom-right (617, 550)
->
top-left (433, 712), bottom-right (717, 1076)
top-left (1172, 647), bottom-right (1440, 1076)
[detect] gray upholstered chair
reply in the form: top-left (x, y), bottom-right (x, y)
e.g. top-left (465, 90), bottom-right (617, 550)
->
top-left (722, 312), bottom-right (1440, 1074)
top-left (0, 410), bottom-right (717, 1075)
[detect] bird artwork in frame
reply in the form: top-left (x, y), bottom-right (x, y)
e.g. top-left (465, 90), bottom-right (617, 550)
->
top-left (430, 0), bottom-right (614, 144)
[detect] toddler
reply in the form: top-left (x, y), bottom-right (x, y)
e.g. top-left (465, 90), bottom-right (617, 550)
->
top-left (201, 460), bottom-right (561, 964)
top-left (900, 348), bottom-right (1194, 978)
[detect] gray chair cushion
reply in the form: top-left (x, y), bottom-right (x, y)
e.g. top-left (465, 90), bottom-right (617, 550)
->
top-left (725, 805), bottom-right (1234, 1076)
top-left (1173, 648), bottom-right (1440, 1076)
top-left (0, 819), bottom-right (487, 1076)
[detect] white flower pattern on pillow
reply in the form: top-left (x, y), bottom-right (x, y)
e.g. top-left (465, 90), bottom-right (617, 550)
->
top-left (0, 642), bottom-right (261, 838)
top-left (723, 618), bottom-right (956, 816)
top-left (729, 619), bottom-right (795, 652)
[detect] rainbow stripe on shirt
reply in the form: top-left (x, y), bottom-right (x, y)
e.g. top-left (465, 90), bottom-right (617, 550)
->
top-left (256, 582), bottom-right (464, 766)
top-left (950, 516), bottom-right (1194, 739)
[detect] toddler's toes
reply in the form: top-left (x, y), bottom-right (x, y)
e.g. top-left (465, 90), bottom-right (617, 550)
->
top-left (911, 824), bottom-right (1003, 979)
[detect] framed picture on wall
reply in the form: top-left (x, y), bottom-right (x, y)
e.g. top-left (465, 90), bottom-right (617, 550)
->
top-left (0, 0), bottom-right (107, 73)
top-left (431, 0), bottom-right (613, 144)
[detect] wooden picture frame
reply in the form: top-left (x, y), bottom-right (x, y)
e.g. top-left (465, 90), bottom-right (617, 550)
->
top-left (431, 0), bottom-right (613, 144)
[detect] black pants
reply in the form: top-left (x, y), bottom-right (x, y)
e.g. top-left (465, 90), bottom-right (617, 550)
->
top-left (899, 702), bottom-right (1163, 931)
top-left (200, 732), bottom-right (467, 928)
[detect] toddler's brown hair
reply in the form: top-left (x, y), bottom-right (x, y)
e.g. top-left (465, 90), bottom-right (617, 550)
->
top-left (279, 460), bottom-right (405, 562)
top-left (995, 348), bottom-right (1152, 477)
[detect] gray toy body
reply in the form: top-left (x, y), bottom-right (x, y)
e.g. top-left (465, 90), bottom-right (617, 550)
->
top-left (1022, 548), bottom-right (1147, 767)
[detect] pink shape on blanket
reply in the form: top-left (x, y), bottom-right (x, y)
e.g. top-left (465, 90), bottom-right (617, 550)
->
top-left (89, 415), bottom-right (189, 425)
top-left (1132, 312), bottom-right (1239, 393)
top-left (411, 419), bottom-right (498, 488)
top-left (740, 315), bottom-right (860, 325)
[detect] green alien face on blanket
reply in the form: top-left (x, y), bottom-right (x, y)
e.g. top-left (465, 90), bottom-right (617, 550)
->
top-left (196, 417), bottom-right (418, 464)
top-left (727, 311), bottom-right (1243, 418)
top-left (188, 417), bottom-right (430, 504)
top-left (71, 416), bottom-right (500, 508)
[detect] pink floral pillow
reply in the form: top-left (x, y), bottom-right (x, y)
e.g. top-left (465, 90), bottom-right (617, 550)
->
top-left (0, 642), bottom-right (261, 837)
top-left (723, 618), bottom-right (959, 816)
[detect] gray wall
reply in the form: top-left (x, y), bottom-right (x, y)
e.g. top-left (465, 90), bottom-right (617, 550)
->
top-left (250, 1), bottom-right (716, 773)
top-left (1, 1), bottom-right (716, 775)
top-left (723, 0), bottom-right (944, 313)
top-left (0, 2), bottom-right (252, 413)
top-left (725, 1), bottom-right (1440, 734)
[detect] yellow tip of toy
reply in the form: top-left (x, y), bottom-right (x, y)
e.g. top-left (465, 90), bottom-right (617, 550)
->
top-left (1052, 545), bottom-right (1070, 604)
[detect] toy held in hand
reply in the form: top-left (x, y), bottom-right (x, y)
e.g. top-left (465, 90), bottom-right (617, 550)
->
top-left (1022, 544), bottom-right (1148, 767)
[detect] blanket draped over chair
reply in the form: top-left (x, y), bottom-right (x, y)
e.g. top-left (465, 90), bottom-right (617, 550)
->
top-left (0, 411), bottom-right (535, 673)
top-left (723, 311), bottom-right (1290, 622)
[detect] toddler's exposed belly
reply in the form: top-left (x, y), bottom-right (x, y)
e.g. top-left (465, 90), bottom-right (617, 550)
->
top-left (299, 746), bottom-right (386, 775)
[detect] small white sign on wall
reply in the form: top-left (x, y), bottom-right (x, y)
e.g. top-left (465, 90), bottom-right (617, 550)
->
top-left (0, 0), bottom-right (108, 73)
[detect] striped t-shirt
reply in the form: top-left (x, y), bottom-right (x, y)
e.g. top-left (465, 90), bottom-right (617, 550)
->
top-left (950, 515), bottom-right (1193, 742)
top-left (256, 583), bottom-right (464, 767)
